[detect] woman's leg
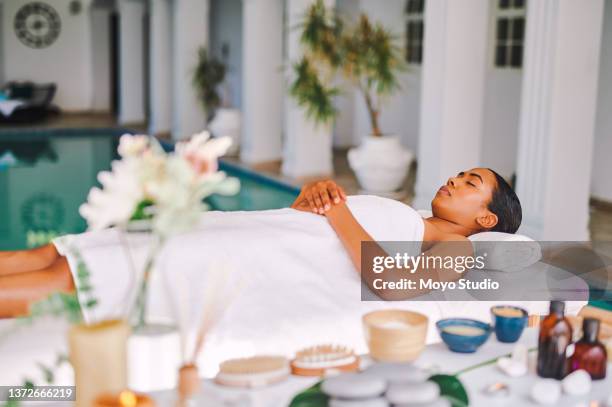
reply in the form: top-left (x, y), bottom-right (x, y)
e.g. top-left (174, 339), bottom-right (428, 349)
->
top-left (0, 256), bottom-right (75, 318)
top-left (0, 244), bottom-right (60, 277)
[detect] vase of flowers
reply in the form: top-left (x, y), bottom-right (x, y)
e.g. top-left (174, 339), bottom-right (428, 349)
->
top-left (79, 131), bottom-right (238, 326)
top-left (78, 131), bottom-right (239, 392)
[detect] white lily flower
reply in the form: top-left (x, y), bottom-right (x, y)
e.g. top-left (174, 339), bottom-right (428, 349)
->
top-left (81, 130), bottom-right (238, 235)
top-left (118, 134), bottom-right (150, 158)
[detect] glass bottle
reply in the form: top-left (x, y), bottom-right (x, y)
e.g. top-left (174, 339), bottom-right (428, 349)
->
top-left (569, 318), bottom-right (607, 380)
top-left (537, 301), bottom-right (573, 379)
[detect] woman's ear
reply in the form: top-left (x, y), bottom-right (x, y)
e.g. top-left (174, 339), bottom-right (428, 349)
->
top-left (476, 212), bottom-right (498, 230)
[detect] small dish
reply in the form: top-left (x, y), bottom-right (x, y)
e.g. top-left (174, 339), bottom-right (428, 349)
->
top-left (436, 318), bottom-right (492, 353)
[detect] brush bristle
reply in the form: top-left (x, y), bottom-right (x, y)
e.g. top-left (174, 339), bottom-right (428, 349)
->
top-left (295, 344), bottom-right (354, 362)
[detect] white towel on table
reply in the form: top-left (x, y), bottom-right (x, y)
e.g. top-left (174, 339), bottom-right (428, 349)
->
top-left (53, 195), bottom-right (584, 375)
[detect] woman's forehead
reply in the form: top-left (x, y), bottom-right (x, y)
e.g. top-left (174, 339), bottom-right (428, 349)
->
top-left (464, 168), bottom-right (497, 186)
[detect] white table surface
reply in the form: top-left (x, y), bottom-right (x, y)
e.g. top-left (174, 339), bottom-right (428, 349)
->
top-left (150, 328), bottom-right (612, 407)
top-left (0, 324), bottom-right (612, 407)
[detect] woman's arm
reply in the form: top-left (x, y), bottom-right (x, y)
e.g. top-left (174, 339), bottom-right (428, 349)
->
top-left (325, 203), bottom-right (472, 300)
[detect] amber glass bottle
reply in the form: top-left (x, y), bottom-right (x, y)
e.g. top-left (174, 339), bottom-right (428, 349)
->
top-left (537, 301), bottom-right (573, 379)
top-left (569, 318), bottom-right (607, 380)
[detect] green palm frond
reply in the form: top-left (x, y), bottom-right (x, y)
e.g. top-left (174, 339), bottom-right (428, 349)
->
top-left (290, 57), bottom-right (339, 124)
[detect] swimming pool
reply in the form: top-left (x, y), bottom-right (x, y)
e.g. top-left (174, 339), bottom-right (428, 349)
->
top-left (0, 129), bottom-right (299, 250)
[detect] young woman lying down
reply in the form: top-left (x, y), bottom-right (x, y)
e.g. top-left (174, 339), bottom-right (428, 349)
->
top-left (0, 167), bottom-right (522, 318)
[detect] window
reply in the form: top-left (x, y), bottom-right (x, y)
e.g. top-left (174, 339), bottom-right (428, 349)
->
top-left (405, 0), bottom-right (425, 65)
top-left (494, 0), bottom-right (527, 68)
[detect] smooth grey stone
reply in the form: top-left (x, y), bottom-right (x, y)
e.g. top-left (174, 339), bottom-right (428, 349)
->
top-left (322, 373), bottom-right (387, 399)
top-left (330, 397), bottom-right (389, 407)
top-left (363, 362), bottom-right (429, 384)
top-left (385, 382), bottom-right (440, 404)
top-left (395, 399), bottom-right (451, 407)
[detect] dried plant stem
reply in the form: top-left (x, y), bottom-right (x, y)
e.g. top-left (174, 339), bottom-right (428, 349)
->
top-left (130, 236), bottom-right (164, 329)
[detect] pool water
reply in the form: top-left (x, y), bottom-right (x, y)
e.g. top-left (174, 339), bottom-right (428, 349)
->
top-left (0, 129), bottom-right (299, 250)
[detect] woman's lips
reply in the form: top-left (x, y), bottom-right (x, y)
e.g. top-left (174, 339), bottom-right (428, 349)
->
top-left (437, 186), bottom-right (451, 196)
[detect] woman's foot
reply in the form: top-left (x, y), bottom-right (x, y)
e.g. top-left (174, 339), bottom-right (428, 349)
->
top-left (0, 244), bottom-right (60, 276)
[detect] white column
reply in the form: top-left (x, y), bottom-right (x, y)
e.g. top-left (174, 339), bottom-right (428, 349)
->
top-left (240, 0), bottom-right (284, 164)
top-left (515, 0), bottom-right (604, 240)
top-left (118, 0), bottom-right (146, 124)
top-left (282, 0), bottom-right (334, 179)
top-left (172, 0), bottom-right (209, 140)
top-left (148, 0), bottom-right (172, 135)
top-left (412, 0), bottom-right (490, 210)
top-left (91, 6), bottom-right (112, 112)
top-left (591, 1), bottom-right (612, 202)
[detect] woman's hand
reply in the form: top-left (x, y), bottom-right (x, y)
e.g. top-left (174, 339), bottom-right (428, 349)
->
top-left (291, 179), bottom-right (347, 214)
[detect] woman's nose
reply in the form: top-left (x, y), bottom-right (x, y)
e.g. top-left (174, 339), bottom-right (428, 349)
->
top-left (447, 178), bottom-right (455, 187)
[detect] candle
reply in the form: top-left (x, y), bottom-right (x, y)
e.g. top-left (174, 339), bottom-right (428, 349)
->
top-left (93, 390), bottom-right (156, 407)
top-left (69, 319), bottom-right (130, 407)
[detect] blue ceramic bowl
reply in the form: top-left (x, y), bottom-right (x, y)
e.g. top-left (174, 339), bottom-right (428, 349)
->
top-left (491, 306), bottom-right (528, 343)
top-left (436, 318), bottom-right (492, 353)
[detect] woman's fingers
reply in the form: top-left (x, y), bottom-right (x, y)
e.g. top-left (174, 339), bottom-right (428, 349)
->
top-left (318, 186), bottom-right (332, 211)
top-left (327, 182), bottom-right (342, 204)
top-left (312, 191), bottom-right (324, 214)
top-left (305, 192), bottom-right (318, 214)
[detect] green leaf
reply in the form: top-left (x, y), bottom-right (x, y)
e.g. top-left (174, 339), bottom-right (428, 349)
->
top-left (288, 382), bottom-right (329, 407)
top-left (55, 353), bottom-right (69, 367)
top-left (85, 299), bottom-right (99, 309)
top-left (37, 362), bottom-right (54, 384)
top-left (428, 374), bottom-right (469, 407)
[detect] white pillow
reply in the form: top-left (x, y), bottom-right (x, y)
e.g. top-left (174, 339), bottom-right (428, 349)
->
top-left (416, 209), bottom-right (541, 272)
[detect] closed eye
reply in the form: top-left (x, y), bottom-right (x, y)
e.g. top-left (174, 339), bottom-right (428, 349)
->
top-left (467, 181), bottom-right (477, 187)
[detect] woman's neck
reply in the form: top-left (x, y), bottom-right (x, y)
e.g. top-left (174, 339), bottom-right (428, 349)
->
top-left (424, 217), bottom-right (477, 238)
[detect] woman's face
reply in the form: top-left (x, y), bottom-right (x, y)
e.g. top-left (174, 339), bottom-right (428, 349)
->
top-left (431, 168), bottom-right (499, 231)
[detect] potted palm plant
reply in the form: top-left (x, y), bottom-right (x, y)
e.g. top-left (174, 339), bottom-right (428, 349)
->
top-left (289, 1), bottom-right (413, 194)
top-left (193, 47), bottom-right (241, 155)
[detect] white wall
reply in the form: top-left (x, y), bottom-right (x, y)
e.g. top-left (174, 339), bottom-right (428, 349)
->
top-left (591, 1), bottom-right (612, 202)
top-left (118, 0), bottom-right (146, 123)
top-left (2, 0), bottom-right (94, 110)
top-left (90, 6), bottom-right (111, 111)
top-left (334, 0), bottom-right (421, 151)
top-left (478, 7), bottom-right (523, 180)
top-left (210, 0), bottom-right (242, 109)
top-left (480, 69), bottom-right (521, 178)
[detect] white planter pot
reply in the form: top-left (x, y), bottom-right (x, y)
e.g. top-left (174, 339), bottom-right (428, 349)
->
top-left (348, 135), bottom-right (413, 194)
top-left (208, 108), bottom-right (242, 155)
top-left (128, 323), bottom-right (181, 392)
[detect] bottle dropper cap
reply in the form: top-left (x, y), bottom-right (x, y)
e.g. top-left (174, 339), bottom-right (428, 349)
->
top-left (582, 318), bottom-right (600, 343)
top-left (549, 301), bottom-right (565, 315)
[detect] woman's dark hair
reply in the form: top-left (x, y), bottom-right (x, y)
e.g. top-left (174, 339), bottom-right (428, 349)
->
top-left (487, 168), bottom-right (522, 234)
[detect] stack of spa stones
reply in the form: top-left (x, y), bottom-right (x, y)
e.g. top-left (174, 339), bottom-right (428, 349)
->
top-left (321, 363), bottom-right (449, 407)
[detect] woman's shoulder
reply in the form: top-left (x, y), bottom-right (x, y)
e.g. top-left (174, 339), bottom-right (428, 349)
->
top-left (346, 195), bottom-right (418, 213)
top-left (345, 195), bottom-right (424, 241)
